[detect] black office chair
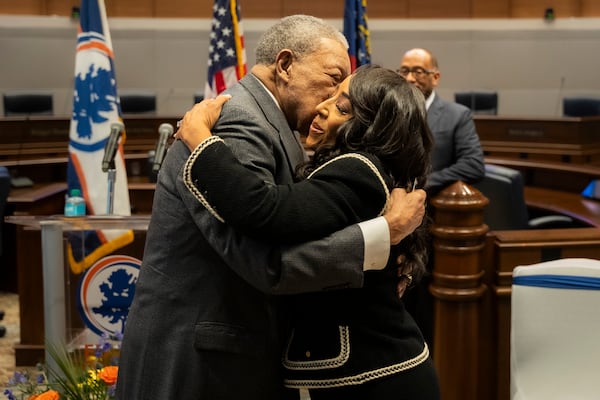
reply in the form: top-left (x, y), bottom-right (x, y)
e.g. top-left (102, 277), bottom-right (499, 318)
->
top-left (194, 92), bottom-right (204, 104)
top-left (0, 166), bottom-right (10, 338)
top-left (562, 97), bottom-right (600, 117)
top-left (472, 164), bottom-right (574, 230)
top-left (3, 93), bottom-right (53, 116)
top-left (119, 91), bottom-right (157, 114)
top-left (454, 91), bottom-right (498, 115)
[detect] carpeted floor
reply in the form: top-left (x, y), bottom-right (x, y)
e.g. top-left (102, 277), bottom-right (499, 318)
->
top-left (0, 291), bottom-right (19, 388)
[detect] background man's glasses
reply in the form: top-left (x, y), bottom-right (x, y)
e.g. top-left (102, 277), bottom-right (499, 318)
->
top-left (397, 67), bottom-right (435, 78)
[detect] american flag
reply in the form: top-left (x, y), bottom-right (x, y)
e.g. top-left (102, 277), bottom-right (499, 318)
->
top-left (204, 0), bottom-right (247, 99)
top-left (343, 0), bottom-right (371, 72)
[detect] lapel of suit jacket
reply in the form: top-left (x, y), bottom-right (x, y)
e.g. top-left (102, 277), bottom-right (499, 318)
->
top-left (427, 94), bottom-right (444, 133)
top-left (239, 75), bottom-right (307, 175)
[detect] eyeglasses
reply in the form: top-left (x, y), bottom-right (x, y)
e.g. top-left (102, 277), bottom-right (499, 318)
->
top-left (397, 67), bottom-right (435, 79)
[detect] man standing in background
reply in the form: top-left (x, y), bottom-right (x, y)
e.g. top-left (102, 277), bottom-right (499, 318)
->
top-left (399, 47), bottom-right (485, 195)
top-left (398, 47), bottom-right (485, 348)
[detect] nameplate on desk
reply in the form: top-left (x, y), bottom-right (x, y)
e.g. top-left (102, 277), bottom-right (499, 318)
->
top-left (30, 127), bottom-right (69, 138)
top-left (507, 128), bottom-right (544, 138)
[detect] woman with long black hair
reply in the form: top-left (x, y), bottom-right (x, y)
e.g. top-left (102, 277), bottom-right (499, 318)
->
top-left (177, 65), bottom-right (440, 400)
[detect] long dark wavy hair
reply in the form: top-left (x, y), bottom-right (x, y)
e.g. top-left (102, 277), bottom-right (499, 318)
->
top-left (297, 65), bottom-right (434, 283)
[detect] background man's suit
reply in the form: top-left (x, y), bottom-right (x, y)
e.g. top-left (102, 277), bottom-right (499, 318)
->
top-left (405, 93), bottom-right (485, 349)
top-left (425, 94), bottom-right (485, 195)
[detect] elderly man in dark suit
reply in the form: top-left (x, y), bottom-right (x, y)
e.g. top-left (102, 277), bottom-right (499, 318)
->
top-left (398, 47), bottom-right (485, 349)
top-left (116, 16), bottom-right (427, 400)
top-left (399, 48), bottom-right (485, 195)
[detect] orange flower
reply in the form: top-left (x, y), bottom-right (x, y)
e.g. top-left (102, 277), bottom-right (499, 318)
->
top-left (98, 365), bottom-right (119, 385)
top-left (28, 390), bottom-right (60, 400)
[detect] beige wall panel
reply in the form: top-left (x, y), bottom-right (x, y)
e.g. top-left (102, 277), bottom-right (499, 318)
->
top-left (2, 16), bottom-right (600, 117)
top-left (510, 0), bottom-right (581, 18)
top-left (105, 0), bottom-right (155, 18)
top-left (155, 0), bottom-right (211, 18)
top-left (472, 0), bottom-right (510, 18)
top-left (408, 0), bottom-right (472, 18)
top-left (0, 0), bottom-right (44, 15)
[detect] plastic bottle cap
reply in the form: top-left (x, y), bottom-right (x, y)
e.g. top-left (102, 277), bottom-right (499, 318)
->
top-left (71, 188), bottom-right (81, 197)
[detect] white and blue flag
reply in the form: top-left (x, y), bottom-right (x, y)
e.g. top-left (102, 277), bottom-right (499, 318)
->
top-left (67, 0), bottom-right (133, 274)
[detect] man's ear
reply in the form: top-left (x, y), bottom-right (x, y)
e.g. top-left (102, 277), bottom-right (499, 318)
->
top-left (275, 49), bottom-right (294, 83)
top-left (431, 70), bottom-right (441, 88)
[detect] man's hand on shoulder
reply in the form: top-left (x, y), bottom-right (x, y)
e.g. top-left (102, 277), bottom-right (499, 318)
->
top-left (383, 188), bottom-right (427, 245)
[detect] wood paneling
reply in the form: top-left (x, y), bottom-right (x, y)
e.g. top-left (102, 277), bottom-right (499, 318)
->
top-left (431, 182), bottom-right (600, 400)
top-left (105, 0), bottom-right (155, 18)
top-left (45, 0), bottom-right (77, 16)
top-left (367, 0), bottom-right (410, 18)
top-left (472, 0), bottom-right (510, 17)
top-left (243, 0), bottom-right (284, 19)
top-left (582, 0), bottom-right (600, 16)
top-left (510, 0), bottom-right (581, 18)
top-left (0, 0), bottom-right (44, 15)
top-left (408, 0), bottom-right (472, 18)
top-left (474, 115), bottom-right (600, 164)
top-left (154, 0), bottom-right (212, 18)
top-left (282, 2), bottom-right (344, 19)
top-left (0, 0), bottom-right (598, 19)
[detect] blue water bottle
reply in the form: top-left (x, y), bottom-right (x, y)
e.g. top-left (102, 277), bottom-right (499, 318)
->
top-left (64, 188), bottom-right (86, 216)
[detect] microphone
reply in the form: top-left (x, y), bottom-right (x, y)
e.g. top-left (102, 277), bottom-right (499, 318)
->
top-left (555, 76), bottom-right (566, 116)
top-left (102, 122), bottom-right (125, 172)
top-left (152, 123), bottom-right (174, 173)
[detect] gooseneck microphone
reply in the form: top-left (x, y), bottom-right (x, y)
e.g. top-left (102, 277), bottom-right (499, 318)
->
top-left (152, 123), bottom-right (174, 173)
top-left (102, 122), bottom-right (125, 172)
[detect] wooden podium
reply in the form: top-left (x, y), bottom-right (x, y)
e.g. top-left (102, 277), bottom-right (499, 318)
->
top-left (474, 115), bottom-right (600, 163)
top-left (5, 215), bottom-right (150, 366)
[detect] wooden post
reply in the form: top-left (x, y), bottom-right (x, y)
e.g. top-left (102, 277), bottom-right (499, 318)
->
top-left (429, 181), bottom-right (489, 400)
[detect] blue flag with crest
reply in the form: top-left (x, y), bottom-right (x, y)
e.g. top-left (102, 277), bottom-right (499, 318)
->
top-left (66, 0), bottom-right (133, 274)
top-left (343, 0), bottom-right (371, 72)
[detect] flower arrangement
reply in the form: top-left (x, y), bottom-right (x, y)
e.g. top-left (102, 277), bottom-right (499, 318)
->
top-left (3, 332), bottom-right (121, 400)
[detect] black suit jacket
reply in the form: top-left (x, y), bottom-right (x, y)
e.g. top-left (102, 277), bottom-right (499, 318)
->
top-left (183, 146), bottom-right (433, 389)
top-left (426, 93), bottom-right (485, 194)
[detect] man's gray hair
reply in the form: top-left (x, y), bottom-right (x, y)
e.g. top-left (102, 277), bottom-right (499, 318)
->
top-left (255, 15), bottom-right (349, 65)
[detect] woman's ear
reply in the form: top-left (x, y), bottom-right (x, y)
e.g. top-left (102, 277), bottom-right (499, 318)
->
top-left (275, 49), bottom-right (294, 83)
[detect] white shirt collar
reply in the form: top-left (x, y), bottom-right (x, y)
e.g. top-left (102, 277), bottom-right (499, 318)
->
top-left (253, 74), bottom-right (281, 110)
top-left (425, 91), bottom-right (436, 110)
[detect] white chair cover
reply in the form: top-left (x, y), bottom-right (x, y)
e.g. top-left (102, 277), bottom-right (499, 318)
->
top-left (511, 258), bottom-right (600, 400)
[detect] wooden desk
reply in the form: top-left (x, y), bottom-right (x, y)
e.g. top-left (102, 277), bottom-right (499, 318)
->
top-left (5, 180), bottom-right (154, 365)
top-left (474, 115), bottom-right (600, 163)
top-left (7, 180), bottom-right (155, 214)
top-left (0, 115), bottom-right (179, 184)
top-left (128, 176), bottom-right (156, 214)
top-left (486, 156), bottom-right (600, 193)
top-left (7, 182), bottom-right (67, 213)
top-left (0, 115), bottom-right (179, 158)
top-left (429, 182), bottom-right (600, 400)
top-left (4, 183), bottom-right (68, 364)
top-left (6, 215), bottom-right (149, 366)
top-left (486, 227), bottom-right (600, 400)
top-left (524, 186), bottom-right (600, 228)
